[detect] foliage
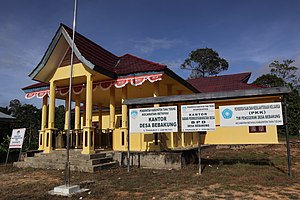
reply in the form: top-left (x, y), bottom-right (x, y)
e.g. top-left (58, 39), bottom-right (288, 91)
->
top-left (0, 99), bottom-right (66, 153)
top-left (0, 135), bottom-right (11, 153)
top-left (252, 74), bottom-right (285, 87)
top-left (8, 99), bottom-right (41, 151)
top-left (269, 59), bottom-right (299, 85)
top-left (284, 88), bottom-right (300, 135)
top-left (181, 48), bottom-right (229, 78)
top-left (252, 59), bottom-right (300, 136)
top-left (55, 105), bottom-right (65, 130)
top-left (9, 99), bottom-right (21, 117)
top-left (0, 106), bottom-right (10, 115)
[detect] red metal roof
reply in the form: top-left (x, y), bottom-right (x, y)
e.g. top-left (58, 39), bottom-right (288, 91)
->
top-left (187, 72), bottom-right (262, 93)
top-left (62, 24), bottom-right (119, 74)
top-left (23, 25), bottom-right (260, 94)
top-left (116, 54), bottom-right (166, 75)
top-left (61, 24), bottom-right (167, 76)
top-left (22, 82), bottom-right (49, 91)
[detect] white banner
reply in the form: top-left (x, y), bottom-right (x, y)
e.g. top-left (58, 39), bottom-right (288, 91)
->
top-left (9, 128), bottom-right (26, 149)
top-left (129, 106), bottom-right (178, 133)
top-left (181, 103), bottom-right (216, 132)
top-left (220, 102), bottom-right (283, 127)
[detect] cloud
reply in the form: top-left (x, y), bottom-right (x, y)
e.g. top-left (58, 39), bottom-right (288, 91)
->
top-left (130, 38), bottom-right (180, 53)
top-left (159, 58), bottom-right (190, 79)
top-left (0, 21), bottom-right (47, 107)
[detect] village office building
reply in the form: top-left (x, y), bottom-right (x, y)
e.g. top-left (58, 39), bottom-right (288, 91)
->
top-left (22, 24), bottom-right (288, 155)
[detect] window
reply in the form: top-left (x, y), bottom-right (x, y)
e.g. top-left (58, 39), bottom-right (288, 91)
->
top-left (249, 126), bottom-right (266, 133)
top-left (121, 131), bottom-right (125, 146)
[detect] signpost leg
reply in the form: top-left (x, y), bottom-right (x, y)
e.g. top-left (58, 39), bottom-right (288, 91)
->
top-left (5, 148), bottom-right (10, 166)
top-left (127, 130), bottom-right (130, 172)
top-left (197, 132), bottom-right (201, 175)
top-left (18, 148), bottom-right (22, 162)
top-left (284, 97), bottom-right (292, 176)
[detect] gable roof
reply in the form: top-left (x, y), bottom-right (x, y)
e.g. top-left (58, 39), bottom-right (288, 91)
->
top-left (29, 24), bottom-right (173, 81)
top-left (187, 72), bottom-right (262, 93)
top-left (27, 23), bottom-right (199, 93)
top-left (62, 24), bottom-right (120, 75)
top-left (29, 23), bottom-right (118, 81)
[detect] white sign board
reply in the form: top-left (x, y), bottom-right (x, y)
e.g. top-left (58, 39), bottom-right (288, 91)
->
top-left (181, 103), bottom-right (216, 132)
top-left (220, 102), bottom-right (283, 127)
top-left (129, 106), bottom-right (178, 133)
top-left (9, 128), bottom-right (26, 149)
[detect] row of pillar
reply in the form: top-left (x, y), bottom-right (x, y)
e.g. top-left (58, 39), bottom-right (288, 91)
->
top-left (38, 75), bottom-right (96, 154)
top-left (37, 76), bottom-right (185, 153)
top-left (38, 74), bottom-right (129, 154)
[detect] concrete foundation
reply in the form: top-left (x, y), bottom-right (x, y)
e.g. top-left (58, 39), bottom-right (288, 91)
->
top-left (49, 185), bottom-right (89, 196)
top-left (110, 149), bottom-right (199, 170)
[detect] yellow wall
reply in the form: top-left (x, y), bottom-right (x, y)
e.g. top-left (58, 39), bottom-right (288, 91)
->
top-left (52, 62), bottom-right (281, 152)
top-left (89, 94), bottom-right (280, 152)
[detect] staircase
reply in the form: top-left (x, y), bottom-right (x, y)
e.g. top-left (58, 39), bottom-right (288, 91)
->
top-left (13, 149), bottom-right (119, 173)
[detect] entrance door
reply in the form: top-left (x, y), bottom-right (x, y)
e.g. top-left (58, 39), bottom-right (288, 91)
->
top-left (92, 122), bottom-right (100, 149)
top-left (100, 129), bottom-right (113, 149)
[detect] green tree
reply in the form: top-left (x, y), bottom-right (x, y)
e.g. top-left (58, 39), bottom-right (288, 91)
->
top-left (9, 99), bottom-right (21, 117)
top-left (55, 105), bottom-right (65, 131)
top-left (181, 48), bottom-right (229, 78)
top-left (269, 59), bottom-right (298, 85)
top-left (9, 101), bottom-right (41, 150)
top-left (284, 88), bottom-right (300, 135)
top-left (0, 106), bottom-right (10, 115)
top-left (253, 59), bottom-right (300, 136)
top-left (252, 74), bottom-right (285, 87)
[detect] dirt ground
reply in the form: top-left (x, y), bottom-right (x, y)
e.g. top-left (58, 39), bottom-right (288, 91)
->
top-left (1, 143), bottom-right (300, 200)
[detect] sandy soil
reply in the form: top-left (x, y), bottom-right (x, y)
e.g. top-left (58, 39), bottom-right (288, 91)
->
top-left (0, 143), bottom-right (299, 200)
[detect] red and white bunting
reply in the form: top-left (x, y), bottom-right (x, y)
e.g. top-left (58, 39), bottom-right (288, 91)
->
top-left (24, 73), bottom-right (163, 99)
top-left (148, 74), bottom-right (163, 83)
top-left (114, 79), bottom-right (129, 88)
top-left (131, 76), bottom-right (146, 86)
top-left (99, 81), bottom-right (113, 91)
top-left (73, 86), bottom-right (84, 95)
top-left (25, 90), bottom-right (50, 99)
top-left (59, 88), bottom-right (69, 96)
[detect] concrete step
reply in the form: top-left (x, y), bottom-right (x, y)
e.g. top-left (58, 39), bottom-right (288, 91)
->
top-left (36, 152), bottom-right (107, 160)
top-left (24, 155), bottom-right (113, 166)
top-left (93, 161), bottom-right (119, 172)
top-left (15, 150), bottom-right (119, 173)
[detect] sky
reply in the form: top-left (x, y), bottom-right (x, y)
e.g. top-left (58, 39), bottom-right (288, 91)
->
top-left (0, 0), bottom-right (300, 107)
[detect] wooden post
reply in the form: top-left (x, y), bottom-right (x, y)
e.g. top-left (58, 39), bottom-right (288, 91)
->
top-left (198, 131), bottom-right (201, 175)
top-left (283, 97), bottom-right (292, 176)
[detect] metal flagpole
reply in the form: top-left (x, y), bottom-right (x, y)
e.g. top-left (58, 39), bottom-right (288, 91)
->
top-left (65, 0), bottom-right (78, 187)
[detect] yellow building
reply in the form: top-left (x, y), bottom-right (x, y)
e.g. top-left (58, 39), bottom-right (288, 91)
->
top-left (22, 24), bottom-right (289, 155)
